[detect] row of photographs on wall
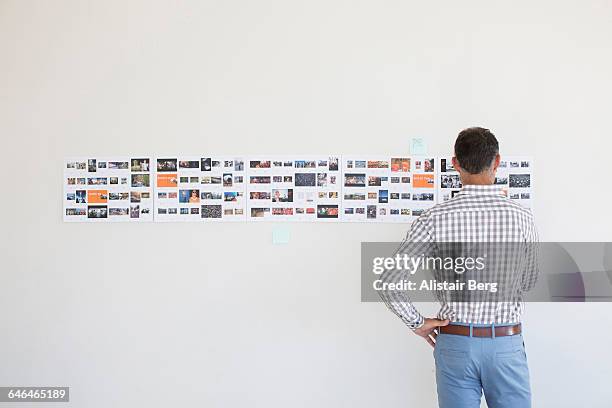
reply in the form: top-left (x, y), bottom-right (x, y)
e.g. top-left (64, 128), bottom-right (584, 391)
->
top-left (63, 156), bottom-right (533, 222)
top-left (64, 157), bottom-right (153, 222)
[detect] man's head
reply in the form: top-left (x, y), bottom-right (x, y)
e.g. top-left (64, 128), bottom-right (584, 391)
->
top-left (452, 127), bottom-right (501, 184)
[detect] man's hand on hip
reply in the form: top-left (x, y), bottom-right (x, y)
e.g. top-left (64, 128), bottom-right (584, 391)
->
top-left (414, 318), bottom-right (450, 348)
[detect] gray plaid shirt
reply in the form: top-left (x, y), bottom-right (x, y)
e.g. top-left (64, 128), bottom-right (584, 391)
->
top-left (380, 184), bottom-right (539, 329)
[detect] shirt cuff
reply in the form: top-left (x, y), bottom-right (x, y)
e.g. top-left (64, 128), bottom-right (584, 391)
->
top-left (407, 314), bottom-right (425, 330)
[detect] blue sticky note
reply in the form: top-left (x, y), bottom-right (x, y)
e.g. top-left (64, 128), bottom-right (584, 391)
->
top-left (410, 137), bottom-right (428, 155)
top-left (272, 226), bottom-right (290, 244)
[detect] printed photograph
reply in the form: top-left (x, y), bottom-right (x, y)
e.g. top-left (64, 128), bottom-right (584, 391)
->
top-left (223, 173), bottom-right (233, 187)
top-left (179, 189), bottom-right (201, 204)
top-left (295, 173), bottom-right (316, 187)
top-left (250, 160), bottom-right (271, 169)
top-left (367, 205), bottom-right (377, 219)
top-left (157, 159), bottom-right (177, 172)
top-left (509, 174), bottom-right (531, 188)
top-left (110, 208), bottom-right (129, 216)
top-left (317, 173), bottom-right (327, 187)
top-left (379, 190), bottom-right (389, 203)
top-left (76, 190), bottom-right (86, 203)
top-left (441, 175), bottom-right (461, 189)
top-left (109, 161), bottom-right (129, 170)
top-left (202, 205), bottom-right (222, 219)
top-left (391, 158), bottom-right (410, 172)
top-left (87, 205), bottom-right (107, 219)
top-left (131, 158), bottom-right (150, 172)
top-left (180, 160), bottom-right (200, 169)
top-left (131, 174), bottom-right (150, 187)
top-left (329, 157), bottom-right (339, 171)
top-left (368, 176), bottom-right (382, 187)
top-left (344, 174), bottom-right (366, 187)
top-left (201, 158), bottom-right (212, 171)
top-left (250, 208), bottom-right (270, 217)
top-left (317, 204), bottom-right (339, 218)
top-left (88, 159), bottom-right (97, 172)
top-left (295, 160), bottom-right (316, 168)
top-left (440, 158), bottom-right (456, 173)
top-left (272, 189), bottom-right (293, 203)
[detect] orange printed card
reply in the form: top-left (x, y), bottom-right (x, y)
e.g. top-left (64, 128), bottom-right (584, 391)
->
top-left (157, 173), bottom-right (178, 188)
top-left (88, 190), bottom-right (108, 203)
top-left (413, 174), bottom-right (434, 188)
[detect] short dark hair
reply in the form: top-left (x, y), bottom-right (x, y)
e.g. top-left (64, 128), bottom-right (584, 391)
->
top-left (454, 127), bottom-right (499, 174)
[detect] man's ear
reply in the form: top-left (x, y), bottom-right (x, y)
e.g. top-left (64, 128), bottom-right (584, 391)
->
top-left (451, 157), bottom-right (461, 172)
top-left (492, 153), bottom-right (501, 172)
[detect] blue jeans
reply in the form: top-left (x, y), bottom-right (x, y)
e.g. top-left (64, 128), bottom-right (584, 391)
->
top-left (434, 325), bottom-right (531, 408)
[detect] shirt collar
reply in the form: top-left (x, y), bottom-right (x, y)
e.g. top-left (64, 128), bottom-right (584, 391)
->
top-left (456, 184), bottom-right (505, 197)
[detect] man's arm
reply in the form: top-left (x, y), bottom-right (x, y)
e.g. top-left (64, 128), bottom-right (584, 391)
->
top-left (521, 212), bottom-right (540, 292)
top-left (378, 216), bottom-right (449, 346)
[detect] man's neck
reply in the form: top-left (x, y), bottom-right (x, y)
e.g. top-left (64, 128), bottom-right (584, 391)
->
top-left (461, 173), bottom-right (495, 186)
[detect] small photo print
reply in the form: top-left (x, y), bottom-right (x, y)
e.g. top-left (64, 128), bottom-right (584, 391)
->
top-left (179, 189), bottom-right (200, 204)
top-left (87, 205), bottom-right (107, 218)
top-left (521, 161), bottom-right (530, 168)
top-left (97, 162), bottom-right (107, 169)
top-left (130, 191), bottom-right (141, 203)
top-left (131, 174), bottom-right (150, 187)
top-left (157, 159), bottom-right (177, 172)
top-left (250, 160), bottom-right (271, 169)
top-left (233, 160), bottom-right (244, 171)
top-left (110, 208), bottom-right (129, 216)
top-left (441, 175), bottom-right (461, 189)
top-left (131, 158), bottom-right (150, 172)
top-left (317, 204), bottom-right (339, 218)
top-left (413, 193), bottom-right (434, 201)
top-left (345, 174), bottom-right (366, 187)
top-left (88, 159), bottom-right (97, 172)
top-left (88, 177), bottom-right (107, 185)
top-left (202, 205), bottom-right (222, 219)
top-left (224, 192), bottom-right (238, 202)
top-left (344, 208), bottom-right (354, 215)
top-left (424, 159), bottom-right (434, 172)
top-left (76, 190), bottom-right (86, 203)
top-left (440, 158), bottom-right (456, 173)
top-left (317, 173), bottom-right (327, 187)
top-left (391, 158), bottom-right (410, 172)
top-left (295, 160), bottom-right (316, 169)
top-left (223, 173), bottom-right (233, 187)
top-left (179, 160), bottom-right (200, 169)
top-left (494, 176), bottom-right (508, 185)
top-left (367, 205), bottom-right (377, 219)
top-left (521, 193), bottom-right (531, 199)
top-left (251, 208), bottom-right (270, 218)
top-left (272, 189), bottom-right (293, 203)
top-left (108, 162), bottom-right (128, 171)
top-left (66, 193), bottom-right (75, 201)
top-left (510, 161), bottom-right (520, 168)
top-left (180, 208), bottom-right (189, 215)
top-left (401, 177), bottom-right (410, 184)
top-left (295, 173), bottom-right (316, 187)
top-left (250, 192), bottom-right (271, 200)
top-left (329, 157), bottom-right (339, 171)
top-left (201, 158), bottom-right (212, 171)
top-left (110, 177), bottom-right (119, 185)
top-left (509, 174), bottom-right (531, 188)
top-left (66, 208), bottom-right (86, 216)
top-left (368, 176), bottom-right (382, 187)
top-left (378, 190), bottom-right (389, 203)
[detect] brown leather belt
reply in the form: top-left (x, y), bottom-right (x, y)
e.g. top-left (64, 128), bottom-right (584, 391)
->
top-left (439, 323), bottom-right (521, 338)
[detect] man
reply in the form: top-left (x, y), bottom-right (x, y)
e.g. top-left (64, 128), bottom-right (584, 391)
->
top-left (379, 127), bottom-right (538, 408)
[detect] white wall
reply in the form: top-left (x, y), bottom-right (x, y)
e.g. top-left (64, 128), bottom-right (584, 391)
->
top-left (1, 1), bottom-right (612, 407)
